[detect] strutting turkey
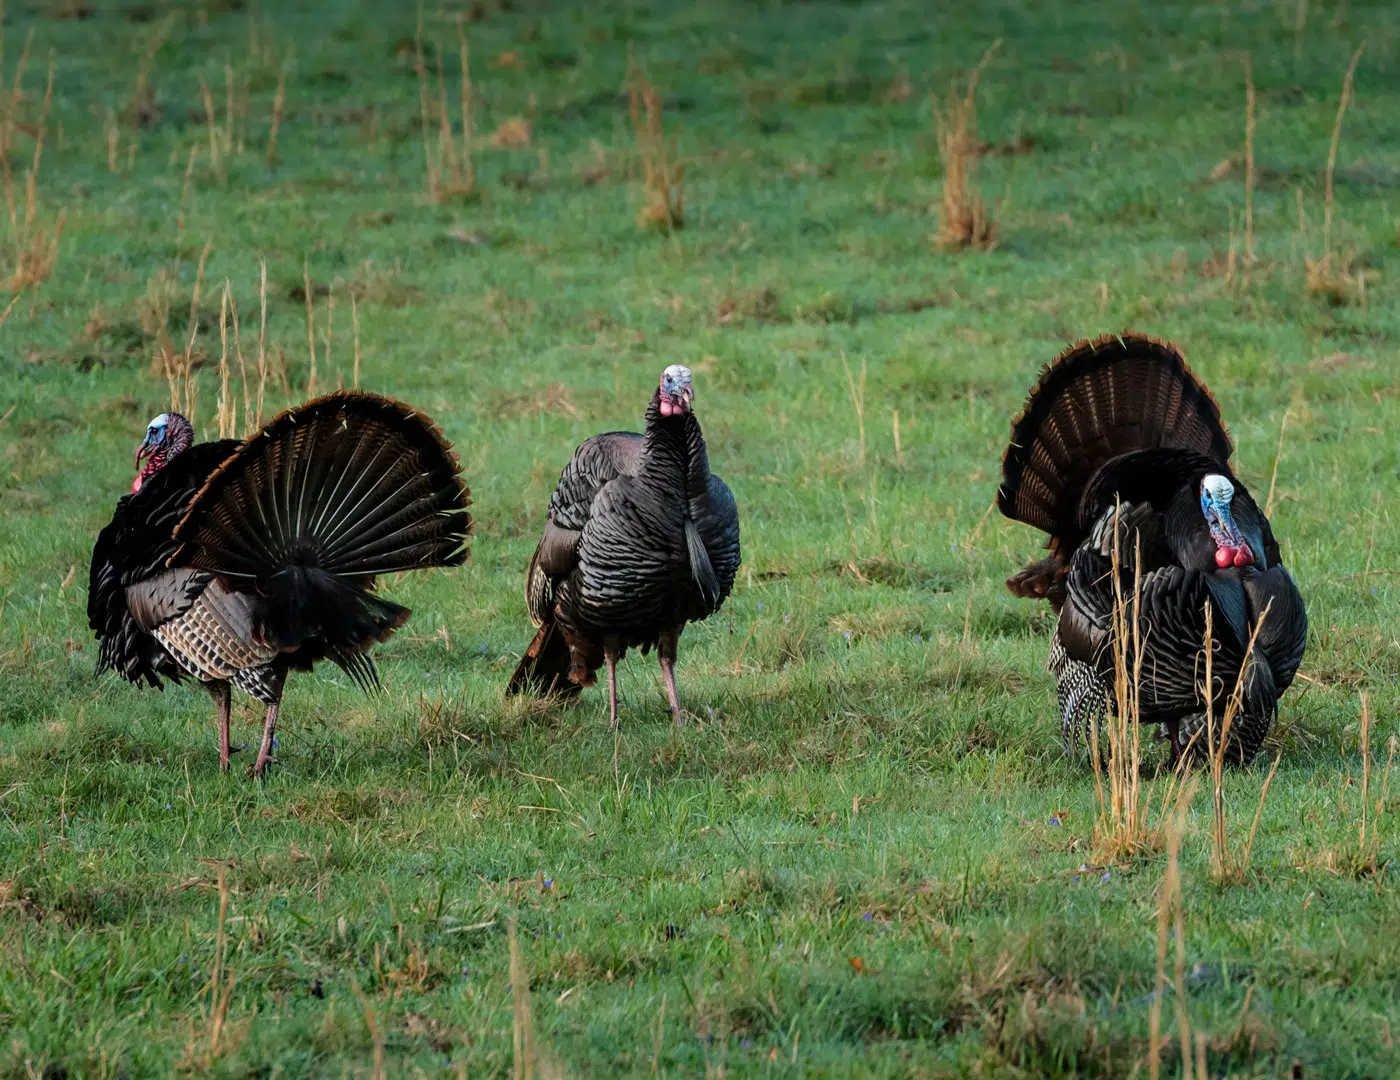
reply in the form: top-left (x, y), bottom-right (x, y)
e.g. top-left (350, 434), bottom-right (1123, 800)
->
top-left (506, 364), bottom-right (740, 727)
top-left (88, 392), bottom-right (471, 777)
top-left (997, 333), bottom-right (1306, 765)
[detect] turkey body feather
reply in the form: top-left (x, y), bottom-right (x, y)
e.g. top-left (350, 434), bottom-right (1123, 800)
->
top-left (998, 332), bottom-right (1306, 764)
top-left (90, 439), bottom-right (241, 689)
top-left (508, 385), bottom-right (740, 726)
top-left (88, 392), bottom-right (470, 776)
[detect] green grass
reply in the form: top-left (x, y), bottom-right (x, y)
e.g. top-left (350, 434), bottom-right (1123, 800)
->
top-left (2, 0), bottom-right (1399, 1075)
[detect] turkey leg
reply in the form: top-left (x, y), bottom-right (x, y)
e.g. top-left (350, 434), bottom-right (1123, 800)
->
top-left (208, 682), bottom-right (232, 771)
top-left (252, 701), bottom-right (280, 779)
top-left (604, 637), bottom-right (620, 730)
top-left (658, 627), bottom-right (685, 724)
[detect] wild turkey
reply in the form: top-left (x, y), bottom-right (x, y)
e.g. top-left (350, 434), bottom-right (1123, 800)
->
top-left (507, 364), bottom-right (740, 727)
top-left (997, 333), bottom-right (1306, 764)
top-left (88, 392), bottom-right (470, 777)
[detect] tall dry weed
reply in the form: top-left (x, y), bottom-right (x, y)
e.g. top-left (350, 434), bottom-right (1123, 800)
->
top-left (932, 41), bottom-right (1000, 251)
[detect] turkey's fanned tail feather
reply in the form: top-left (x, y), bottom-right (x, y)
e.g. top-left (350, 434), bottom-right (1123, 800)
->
top-left (999, 332), bottom-right (1232, 553)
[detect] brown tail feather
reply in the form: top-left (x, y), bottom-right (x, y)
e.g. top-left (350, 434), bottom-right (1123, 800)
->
top-left (998, 332), bottom-right (1232, 551)
top-left (506, 619), bottom-right (583, 698)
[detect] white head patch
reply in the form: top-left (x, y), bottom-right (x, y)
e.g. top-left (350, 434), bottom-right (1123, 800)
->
top-left (147, 413), bottom-right (170, 432)
top-left (663, 364), bottom-right (691, 384)
top-left (1201, 473), bottom-right (1235, 504)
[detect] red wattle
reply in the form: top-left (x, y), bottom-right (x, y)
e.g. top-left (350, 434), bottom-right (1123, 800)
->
top-left (131, 474), bottom-right (143, 495)
top-left (1215, 547), bottom-right (1234, 569)
top-left (1233, 548), bottom-right (1253, 568)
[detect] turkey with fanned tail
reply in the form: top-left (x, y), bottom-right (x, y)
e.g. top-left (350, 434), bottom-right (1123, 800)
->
top-left (507, 364), bottom-right (740, 728)
top-left (88, 392), bottom-right (471, 777)
top-left (997, 332), bottom-right (1306, 764)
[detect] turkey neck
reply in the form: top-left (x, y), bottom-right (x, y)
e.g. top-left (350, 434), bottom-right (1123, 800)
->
top-left (639, 393), bottom-right (710, 501)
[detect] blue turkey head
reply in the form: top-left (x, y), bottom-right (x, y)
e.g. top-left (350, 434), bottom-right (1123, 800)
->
top-left (1200, 473), bottom-right (1254, 569)
top-left (133, 411), bottom-right (194, 493)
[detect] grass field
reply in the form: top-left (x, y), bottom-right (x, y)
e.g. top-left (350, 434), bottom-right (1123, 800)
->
top-left (2, 0), bottom-right (1399, 1075)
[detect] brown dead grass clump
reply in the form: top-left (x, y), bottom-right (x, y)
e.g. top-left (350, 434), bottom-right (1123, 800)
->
top-left (3, 53), bottom-right (65, 291)
top-left (489, 115), bottom-right (533, 149)
top-left (1304, 45), bottom-right (1365, 304)
top-left (415, 14), bottom-right (476, 202)
top-left (627, 52), bottom-right (684, 232)
top-left (932, 41), bottom-right (1000, 252)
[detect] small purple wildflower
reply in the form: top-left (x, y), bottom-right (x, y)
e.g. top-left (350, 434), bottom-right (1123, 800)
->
top-left (1101, 871), bottom-right (1111, 883)
top-left (757, 602), bottom-right (764, 612)
top-left (783, 614), bottom-right (790, 624)
top-left (543, 879), bottom-right (554, 890)
top-left (1072, 874), bottom-right (1080, 884)
top-left (862, 912), bottom-right (874, 922)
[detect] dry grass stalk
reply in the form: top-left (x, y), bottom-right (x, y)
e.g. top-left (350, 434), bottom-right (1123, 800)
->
top-left (202, 864), bottom-right (236, 1064)
top-left (125, 14), bottom-right (173, 127)
top-left (222, 280), bottom-right (251, 436)
top-left (414, 10), bottom-right (436, 199)
top-left (322, 281), bottom-right (335, 390)
top-left (1243, 53), bottom-right (1256, 284)
top-left (1305, 46), bottom-right (1364, 300)
top-left (510, 919), bottom-right (537, 1080)
top-left (351, 291), bottom-right (361, 389)
top-left (840, 351), bottom-right (867, 467)
top-left (265, 49), bottom-right (290, 165)
top-left (350, 977), bottom-right (387, 1080)
top-left (303, 261), bottom-right (317, 395)
top-left (1092, 509), bottom-right (1145, 855)
top-left (627, 51), bottom-right (684, 231)
top-left (162, 241), bottom-right (212, 421)
top-left (1149, 777), bottom-right (1197, 1080)
top-left (1090, 505), bottom-right (1195, 861)
top-left (142, 267), bottom-right (177, 376)
top-left (176, 145), bottom-right (200, 254)
top-left (1204, 597), bottom-right (1276, 884)
top-left (414, 13), bottom-right (475, 202)
top-left (216, 284), bottom-right (234, 438)
top-left (892, 409), bottom-right (902, 467)
top-left (1323, 46), bottom-right (1363, 258)
top-left (933, 40), bottom-right (1001, 252)
top-left (105, 107), bottom-right (120, 173)
top-left (199, 76), bottom-right (223, 177)
top-left (4, 54), bottom-right (64, 291)
top-left (1302, 693), bottom-right (1396, 877)
top-left (256, 260), bottom-right (268, 428)
top-left (456, 16), bottom-right (474, 191)
top-left (1263, 397), bottom-right (1294, 518)
top-left (1359, 692), bottom-right (1373, 854)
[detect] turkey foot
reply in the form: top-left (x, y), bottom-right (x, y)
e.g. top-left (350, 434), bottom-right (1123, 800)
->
top-left (604, 638), bottom-right (621, 730)
top-left (251, 702), bottom-right (280, 779)
top-left (209, 682), bottom-right (232, 771)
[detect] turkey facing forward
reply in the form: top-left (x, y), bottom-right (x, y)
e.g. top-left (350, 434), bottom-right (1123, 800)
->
top-left (507, 365), bottom-right (741, 727)
top-left (998, 333), bottom-right (1306, 765)
top-left (89, 393), bottom-right (472, 777)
